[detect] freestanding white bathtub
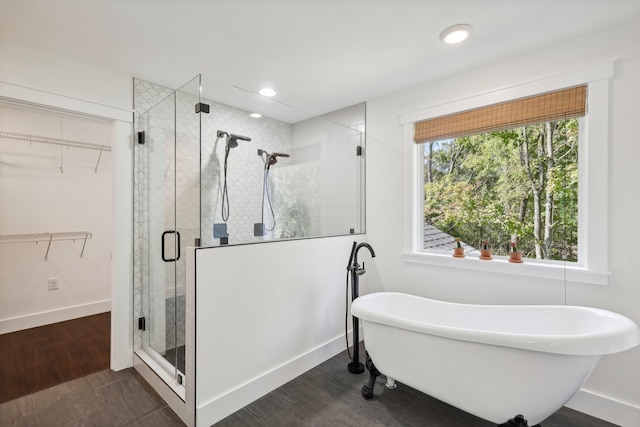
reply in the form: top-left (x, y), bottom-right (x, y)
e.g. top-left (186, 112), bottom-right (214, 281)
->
top-left (351, 292), bottom-right (640, 426)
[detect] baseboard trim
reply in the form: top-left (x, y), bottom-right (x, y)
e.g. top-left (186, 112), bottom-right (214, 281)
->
top-left (196, 331), bottom-right (359, 427)
top-left (566, 387), bottom-right (640, 426)
top-left (0, 300), bottom-right (111, 334)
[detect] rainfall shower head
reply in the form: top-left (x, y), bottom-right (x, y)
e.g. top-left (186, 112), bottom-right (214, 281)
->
top-left (226, 133), bottom-right (252, 149)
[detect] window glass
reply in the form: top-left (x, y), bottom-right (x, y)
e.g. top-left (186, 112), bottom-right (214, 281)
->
top-left (422, 119), bottom-right (579, 261)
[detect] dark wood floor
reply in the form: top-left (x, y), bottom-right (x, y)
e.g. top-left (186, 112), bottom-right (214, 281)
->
top-left (0, 312), bottom-right (111, 403)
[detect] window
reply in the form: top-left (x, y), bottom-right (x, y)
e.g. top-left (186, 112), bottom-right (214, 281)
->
top-left (418, 87), bottom-right (585, 262)
top-left (400, 63), bottom-right (613, 285)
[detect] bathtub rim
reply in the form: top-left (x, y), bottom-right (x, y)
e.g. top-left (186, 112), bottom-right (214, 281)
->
top-left (351, 292), bottom-right (640, 356)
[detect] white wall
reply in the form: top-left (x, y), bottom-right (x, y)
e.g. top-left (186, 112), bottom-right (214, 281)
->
top-left (365, 18), bottom-right (640, 425)
top-left (0, 39), bottom-right (133, 369)
top-left (188, 235), bottom-right (371, 426)
top-left (0, 103), bottom-right (113, 332)
top-left (0, 38), bottom-right (132, 111)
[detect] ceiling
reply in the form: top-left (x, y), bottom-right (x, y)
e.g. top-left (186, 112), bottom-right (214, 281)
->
top-left (2, 0), bottom-right (640, 123)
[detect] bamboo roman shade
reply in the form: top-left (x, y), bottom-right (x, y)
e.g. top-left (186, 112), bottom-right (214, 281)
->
top-left (414, 85), bottom-right (587, 143)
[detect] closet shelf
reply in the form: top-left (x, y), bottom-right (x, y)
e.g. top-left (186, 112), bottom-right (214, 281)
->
top-left (0, 131), bottom-right (111, 152)
top-left (0, 131), bottom-right (111, 173)
top-left (0, 231), bottom-right (93, 260)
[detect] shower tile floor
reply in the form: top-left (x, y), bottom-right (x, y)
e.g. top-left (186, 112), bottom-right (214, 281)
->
top-left (163, 295), bottom-right (186, 374)
top-left (163, 345), bottom-right (186, 374)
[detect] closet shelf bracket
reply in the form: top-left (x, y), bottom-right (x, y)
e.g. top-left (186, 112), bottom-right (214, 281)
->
top-left (94, 146), bottom-right (104, 173)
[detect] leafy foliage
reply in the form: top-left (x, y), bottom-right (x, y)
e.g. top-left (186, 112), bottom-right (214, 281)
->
top-left (424, 120), bottom-right (578, 260)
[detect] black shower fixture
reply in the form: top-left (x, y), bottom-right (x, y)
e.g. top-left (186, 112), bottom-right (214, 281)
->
top-left (255, 149), bottom-right (292, 234)
top-left (226, 133), bottom-right (252, 148)
top-left (258, 149), bottom-right (290, 169)
top-left (216, 130), bottom-right (251, 148)
top-left (266, 152), bottom-right (290, 169)
top-left (219, 130), bottom-right (252, 223)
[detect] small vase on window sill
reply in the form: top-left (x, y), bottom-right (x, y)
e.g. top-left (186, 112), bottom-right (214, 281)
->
top-left (479, 240), bottom-right (492, 260)
top-left (509, 241), bottom-right (523, 263)
top-left (453, 238), bottom-right (465, 258)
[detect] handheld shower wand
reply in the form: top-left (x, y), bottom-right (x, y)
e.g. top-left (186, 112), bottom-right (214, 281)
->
top-left (257, 149), bottom-right (291, 233)
top-left (220, 130), bottom-right (251, 222)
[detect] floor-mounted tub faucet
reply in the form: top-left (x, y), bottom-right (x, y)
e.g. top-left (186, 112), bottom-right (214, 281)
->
top-left (354, 242), bottom-right (375, 275)
top-left (346, 242), bottom-right (375, 374)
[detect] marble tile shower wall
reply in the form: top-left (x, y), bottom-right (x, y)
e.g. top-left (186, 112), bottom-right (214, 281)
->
top-left (200, 98), bottom-right (292, 246)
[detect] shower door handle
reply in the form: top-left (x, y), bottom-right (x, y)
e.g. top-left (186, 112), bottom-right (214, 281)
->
top-left (161, 230), bottom-right (181, 262)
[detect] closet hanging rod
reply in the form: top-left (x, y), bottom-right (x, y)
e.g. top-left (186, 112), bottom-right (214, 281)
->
top-left (0, 231), bottom-right (93, 260)
top-left (0, 231), bottom-right (93, 243)
top-left (0, 131), bottom-right (111, 152)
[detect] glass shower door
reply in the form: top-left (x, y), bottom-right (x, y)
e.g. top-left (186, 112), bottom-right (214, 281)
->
top-left (135, 91), bottom-right (183, 384)
top-left (134, 76), bottom-right (202, 390)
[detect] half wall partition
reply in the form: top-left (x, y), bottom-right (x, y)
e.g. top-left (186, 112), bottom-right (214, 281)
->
top-left (132, 74), bottom-right (366, 410)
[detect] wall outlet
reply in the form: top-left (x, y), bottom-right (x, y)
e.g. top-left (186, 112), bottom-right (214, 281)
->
top-left (48, 277), bottom-right (59, 291)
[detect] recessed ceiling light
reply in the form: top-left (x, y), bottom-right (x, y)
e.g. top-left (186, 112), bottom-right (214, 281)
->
top-left (258, 88), bottom-right (276, 97)
top-left (439, 24), bottom-right (472, 44)
top-left (250, 113), bottom-right (262, 118)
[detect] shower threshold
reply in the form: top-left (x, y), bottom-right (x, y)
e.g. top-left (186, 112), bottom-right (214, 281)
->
top-left (133, 351), bottom-right (187, 423)
top-left (134, 347), bottom-right (185, 401)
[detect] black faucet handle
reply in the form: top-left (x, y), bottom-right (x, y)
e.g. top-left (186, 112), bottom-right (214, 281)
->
top-left (357, 262), bottom-right (366, 276)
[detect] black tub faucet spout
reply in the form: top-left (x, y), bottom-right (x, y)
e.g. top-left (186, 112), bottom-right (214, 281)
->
top-left (353, 243), bottom-right (375, 274)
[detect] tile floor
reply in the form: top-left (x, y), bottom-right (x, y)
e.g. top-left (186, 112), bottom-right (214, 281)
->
top-left (1, 347), bottom-right (617, 426)
top-left (0, 368), bottom-right (184, 427)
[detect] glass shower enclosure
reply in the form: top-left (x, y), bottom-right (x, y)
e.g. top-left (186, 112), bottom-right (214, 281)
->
top-left (133, 73), bottom-right (366, 399)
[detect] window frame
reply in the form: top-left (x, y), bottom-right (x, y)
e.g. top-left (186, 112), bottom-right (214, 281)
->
top-left (399, 62), bottom-right (613, 285)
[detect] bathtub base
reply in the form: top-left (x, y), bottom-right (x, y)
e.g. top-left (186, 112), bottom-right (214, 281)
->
top-left (361, 351), bottom-right (380, 400)
top-left (363, 351), bottom-right (543, 427)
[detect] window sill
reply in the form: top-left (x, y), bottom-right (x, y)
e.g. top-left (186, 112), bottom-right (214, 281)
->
top-left (401, 252), bottom-right (610, 286)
